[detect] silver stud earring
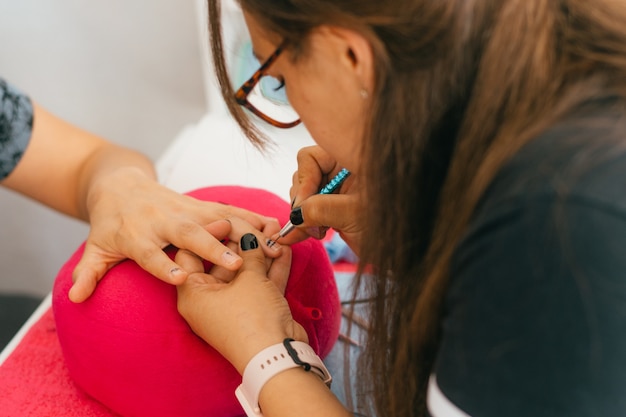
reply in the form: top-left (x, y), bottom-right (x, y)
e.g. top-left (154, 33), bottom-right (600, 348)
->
top-left (359, 88), bottom-right (369, 99)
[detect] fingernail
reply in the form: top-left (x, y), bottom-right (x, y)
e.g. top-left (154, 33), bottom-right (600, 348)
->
top-left (290, 207), bottom-right (304, 225)
top-left (290, 197), bottom-right (297, 209)
top-left (266, 238), bottom-right (281, 251)
top-left (222, 251), bottom-right (240, 264)
top-left (240, 233), bottom-right (259, 251)
top-left (170, 267), bottom-right (186, 278)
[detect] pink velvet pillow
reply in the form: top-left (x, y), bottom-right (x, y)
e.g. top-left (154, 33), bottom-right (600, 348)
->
top-left (53, 186), bottom-right (341, 417)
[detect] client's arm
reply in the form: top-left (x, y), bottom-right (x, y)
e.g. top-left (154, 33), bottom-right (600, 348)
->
top-left (2, 100), bottom-right (280, 302)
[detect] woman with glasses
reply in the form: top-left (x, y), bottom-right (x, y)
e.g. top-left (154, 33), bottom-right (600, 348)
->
top-left (177, 0), bottom-right (626, 416)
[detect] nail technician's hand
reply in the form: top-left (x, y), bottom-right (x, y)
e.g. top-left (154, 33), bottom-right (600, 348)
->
top-left (69, 168), bottom-right (281, 303)
top-left (176, 233), bottom-right (307, 374)
top-left (272, 146), bottom-right (363, 253)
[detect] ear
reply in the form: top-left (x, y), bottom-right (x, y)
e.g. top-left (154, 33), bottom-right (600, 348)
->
top-left (315, 25), bottom-right (375, 92)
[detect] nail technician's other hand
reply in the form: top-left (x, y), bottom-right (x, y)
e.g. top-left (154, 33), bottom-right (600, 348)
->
top-left (274, 146), bottom-right (363, 252)
top-left (69, 170), bottom-right (281, 303)
top-left (176, 233), bottom-right (307, 374)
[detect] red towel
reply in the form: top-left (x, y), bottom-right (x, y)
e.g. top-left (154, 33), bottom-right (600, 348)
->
top-left (0, 306), bottom-right (120, 416)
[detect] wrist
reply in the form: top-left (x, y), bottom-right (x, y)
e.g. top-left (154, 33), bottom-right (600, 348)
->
top-left (231, 328), bottom-right (307, 375)
top-left (225, 333), bottom-right (284, 375)
top-left (235, 339), bottom-right (331, 416)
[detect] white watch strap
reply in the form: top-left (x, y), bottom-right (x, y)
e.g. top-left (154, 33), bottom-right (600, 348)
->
top-left (235, 340), bottom-right (332, 417)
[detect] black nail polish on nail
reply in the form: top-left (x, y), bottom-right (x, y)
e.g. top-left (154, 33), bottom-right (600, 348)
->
top-left (240, 233), bottom-right (259, 251)
top-left (290, 197), bottom-right (297, 209)
top-left (290, 207), bottom-right (304, 225)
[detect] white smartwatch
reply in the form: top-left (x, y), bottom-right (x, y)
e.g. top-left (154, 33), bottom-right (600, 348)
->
top-left (235, 339), bottom-right (332, 417)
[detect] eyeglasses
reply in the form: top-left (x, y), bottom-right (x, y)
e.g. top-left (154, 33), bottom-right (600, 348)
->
top-left (234, 44), bottom-right (301, 128)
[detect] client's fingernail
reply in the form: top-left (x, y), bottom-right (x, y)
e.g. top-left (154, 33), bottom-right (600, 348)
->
top-left (266, 238), bottom-right (281, 251)
top-left (290, 207), bottom-right (304, 225)
top-left (240, 233), bottom-right (259, 251)
top-left (170, 267), bottom-right (186, 278)
top-left (222, 251), bottom-right (240, 264)
top-left (290, 197), bottom-right (297, 209)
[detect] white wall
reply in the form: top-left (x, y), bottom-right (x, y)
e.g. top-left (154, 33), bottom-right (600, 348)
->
top-left (0, 0), bottom-right (207, 296)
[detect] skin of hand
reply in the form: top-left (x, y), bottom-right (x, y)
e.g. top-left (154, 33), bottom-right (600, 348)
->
top-left (71, 168), bottom-right (283, 302)
top-left (1, 102), bottom-right (281, 303)
top-left (176, 226), bottom-right (308, 375)
top-left (271, 146), bottom-right (363, 253)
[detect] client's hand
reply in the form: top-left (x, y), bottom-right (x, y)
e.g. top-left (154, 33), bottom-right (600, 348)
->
top-left (176, 229), bottom-right (308, 374)
top-left (272, 145), bottom-right (363, 253)
top-left (69, 168), bottom-right (282, 303)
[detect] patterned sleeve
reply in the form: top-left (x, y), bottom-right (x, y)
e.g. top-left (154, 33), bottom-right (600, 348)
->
top-left (0, 78), bottom-right (34, 180)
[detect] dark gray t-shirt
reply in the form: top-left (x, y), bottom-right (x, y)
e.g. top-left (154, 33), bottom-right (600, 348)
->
top-left (0, 78), bottom-right (33, 180)
top-left (428, 100), bottom-right (626, 416)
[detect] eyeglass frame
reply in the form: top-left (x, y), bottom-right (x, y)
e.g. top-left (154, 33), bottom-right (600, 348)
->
top-left (234, 43), bottom-right (301, 129)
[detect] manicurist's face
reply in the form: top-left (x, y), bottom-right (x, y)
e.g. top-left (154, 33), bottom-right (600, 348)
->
top-left (243, 11), bottom-right (374, 174)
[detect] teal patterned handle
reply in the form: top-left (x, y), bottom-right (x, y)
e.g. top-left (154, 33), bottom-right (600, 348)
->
top-left (267, 168), bottom-right (351, 247)
top-left (319, 168), bottom-right (351, 194)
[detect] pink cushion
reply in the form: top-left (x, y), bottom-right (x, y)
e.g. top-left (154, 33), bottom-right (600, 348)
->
top-left (52, 186), bottom-right (341, 417)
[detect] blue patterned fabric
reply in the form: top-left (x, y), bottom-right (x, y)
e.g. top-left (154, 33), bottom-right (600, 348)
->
top-left (0, 78), bottom-right (33, 180)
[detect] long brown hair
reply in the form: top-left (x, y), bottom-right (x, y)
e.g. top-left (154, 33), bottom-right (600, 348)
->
top-left (207, 1), bottom-right (626, 415)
